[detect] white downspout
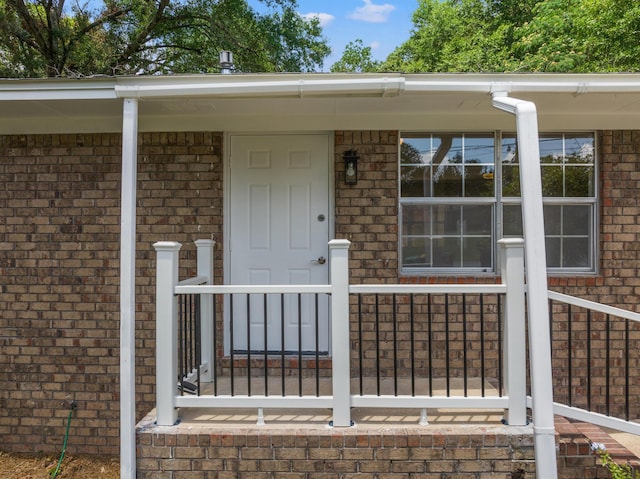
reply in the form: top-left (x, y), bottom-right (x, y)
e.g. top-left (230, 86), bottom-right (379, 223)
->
top-left (492, 92), bottom-right (558, 479)
top-left (120, 98), bottom-right (138, 479)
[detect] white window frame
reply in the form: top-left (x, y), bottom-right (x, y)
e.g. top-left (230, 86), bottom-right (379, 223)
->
top-left (399, 131), bottom-right (598, 276)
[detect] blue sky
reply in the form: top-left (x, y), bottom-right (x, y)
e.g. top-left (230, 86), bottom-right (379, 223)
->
top-left (252, 0), bottom-right (418, 70)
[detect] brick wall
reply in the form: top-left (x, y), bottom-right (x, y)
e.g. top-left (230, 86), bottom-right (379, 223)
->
top-left (137, 414), bottom-right (629, 478)
top-left (136, 418), bottom-right (538, 479)
top-left (2, 128), bottom-right (640, 456)
top-left (334, 131), bottom-right (399, 284)
top-left (0, 132), bottom-right (223, 455)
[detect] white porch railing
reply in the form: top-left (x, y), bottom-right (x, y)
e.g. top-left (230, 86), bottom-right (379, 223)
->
top-left (153, 238), bottom-right (528, 428)
top-left (546, 291), bottom-right (640, 436)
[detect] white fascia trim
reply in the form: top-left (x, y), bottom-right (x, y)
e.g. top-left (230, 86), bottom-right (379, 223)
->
top-left (3, 73), bottom-right (640, 102)
top-left (0, 81), bottom-right (117, 101)
top-left (114, 77), bottom-right (406, 99)
top-left (405, 77), bottom-right (640, 94)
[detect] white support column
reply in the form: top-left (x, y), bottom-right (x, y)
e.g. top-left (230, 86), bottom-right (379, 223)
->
top-left (153, 241), bottom-right (182, 426)
top-left (195, 239), bottom-right (215, 383)
top-left (329, 239), bottom-right (352, 427)
top-left (492, 93), bottom-right (558, 479)
top-left (499, 238), bottom-right (527, 426)
top-left (119, 97), bottom-right (138, 479)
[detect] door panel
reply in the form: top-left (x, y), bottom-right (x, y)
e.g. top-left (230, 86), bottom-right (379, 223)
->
top-left (229, 134), bottom-right (330, 353)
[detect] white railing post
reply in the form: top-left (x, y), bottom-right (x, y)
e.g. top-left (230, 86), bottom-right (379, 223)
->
top-left (153, 241), bottom-right (181, 426)
top-left (195, 239), bottom-right (215, 383)
top-left (499, 238), bottom-right (527, 426)
top-left (329, 239), bottom-right (352, 427)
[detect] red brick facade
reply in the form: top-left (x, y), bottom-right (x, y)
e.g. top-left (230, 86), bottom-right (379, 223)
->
top-left (1, 129), bottom-right (639, 461)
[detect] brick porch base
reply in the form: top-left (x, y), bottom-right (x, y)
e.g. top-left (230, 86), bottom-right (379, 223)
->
top-left (136, 408), bottom-right (639, 478)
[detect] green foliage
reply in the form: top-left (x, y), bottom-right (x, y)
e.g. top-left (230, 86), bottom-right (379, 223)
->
top-left (593, 445), bottom-right (634, 479)
top-left (0, 0), bottom-right (330, 77)
top-left (382, 0), bottom-right (516, 72)
top-left (330, 39), bottom-right (380, 73)
top-left (383, 0), bottom-right (640, 73)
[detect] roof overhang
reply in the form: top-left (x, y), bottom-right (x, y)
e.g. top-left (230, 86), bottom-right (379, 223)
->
top-left (1, 73), bottom-right (640, 133)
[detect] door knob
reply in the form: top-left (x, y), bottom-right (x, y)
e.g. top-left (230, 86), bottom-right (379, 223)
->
top-left (311, 256), bottom-right (326, 265)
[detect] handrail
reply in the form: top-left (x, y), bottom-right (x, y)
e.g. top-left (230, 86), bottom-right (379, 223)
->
top-left (176, 283), bottom-right (505, 295)
top-left (350, 284), bottom-right (506, 294)
top-left (175, 284), bottom-right (333, 295)
top-left (548, 290), bottom-right (640, 323)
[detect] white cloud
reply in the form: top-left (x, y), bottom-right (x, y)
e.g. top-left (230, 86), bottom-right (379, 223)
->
top-left (302, 12), bottom-right (335, 28)
top-left (369, 41), bottom-right (381, 50)
top-left (348, 0), bottom-right (395, 23)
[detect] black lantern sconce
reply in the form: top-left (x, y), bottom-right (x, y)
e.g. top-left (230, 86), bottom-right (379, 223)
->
top-left (343, 149), bottom-right (359, 185)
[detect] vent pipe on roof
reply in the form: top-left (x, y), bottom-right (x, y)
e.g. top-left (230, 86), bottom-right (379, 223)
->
top-left (219, 51), bottom-right (234, 74)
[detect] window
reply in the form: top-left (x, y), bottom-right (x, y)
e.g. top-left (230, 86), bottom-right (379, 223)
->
top-left (400, 132), bottom-right (597, 274)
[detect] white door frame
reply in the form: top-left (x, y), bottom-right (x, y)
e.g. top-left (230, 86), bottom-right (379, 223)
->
top-left (222, 132), bottom-right (335, 355)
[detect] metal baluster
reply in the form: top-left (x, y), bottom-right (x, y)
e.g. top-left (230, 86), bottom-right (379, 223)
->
top-left (587, 309), bottom-right (591, 411)
top-left (568, 304), bottom-right (572, 407)
top-left (263, 293), bottom-right (268, 397)
top-left (445, 293), bottom-right (450, 396)
top-left (497, 294), bottom-right (503, 397)
top-left (315, 294), bottom-right (320, 397)
top-left (463, 294), bottom-right (468, 398)
top-left (213, 294), bottom-right (218, 396)
top-left (606, 314), bottom-right (611, 416)
top-left (280, 294), bottom-right (285, 397)
top-left (393, 294), bottom-right (398, 396)
top-left (428, 294), bottom-right (433, 397)
top-left (375, 294), bottom-right (380, 396)
top-left (230, 294), bottom-right (235, 396)
top-left (298, 294), bottom-right (302, 397)
top-left (358, 294), bottom-right (363, 396)
top-left (247, 294), bottom-right (251, 397)
top-left (410, 294), bottom-right (415, 397)
top-left (480, 294), bottom-right (485, 397)
top-left (195, 294), bottom-right (201, 396)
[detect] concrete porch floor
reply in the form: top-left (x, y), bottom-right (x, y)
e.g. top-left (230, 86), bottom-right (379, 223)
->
top-left (167, 406), bottom-right (508, 430)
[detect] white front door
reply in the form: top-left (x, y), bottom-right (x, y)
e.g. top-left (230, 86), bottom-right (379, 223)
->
top-left (228, 134), bottom-right (330, 353)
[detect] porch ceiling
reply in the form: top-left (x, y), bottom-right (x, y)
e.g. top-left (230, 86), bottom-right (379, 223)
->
top-left (1, 73), bottom-right (640, 134)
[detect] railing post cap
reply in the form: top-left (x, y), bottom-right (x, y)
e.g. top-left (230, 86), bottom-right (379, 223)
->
top-left (329, 239), bottom-right (351, 249)
top-left (153, 241), bottom-right (182, 251)
top-left (194, 239), bottom-right (216, 246)
top-left (498, 238), bottom-right (524, 248)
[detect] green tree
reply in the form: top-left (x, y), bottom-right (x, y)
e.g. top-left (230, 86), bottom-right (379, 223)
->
top-left (515, 0), bottom-right (640, 72)
top-left (383, 0), bottom-right (514, 72)
top-left (330, 39), bottom-right (381, 73)
top-left (0, 0), bottom-right (331, 77)
top-left (382, 0), bottom-right (640, 73)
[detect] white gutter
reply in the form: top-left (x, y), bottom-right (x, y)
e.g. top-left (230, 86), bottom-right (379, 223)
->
top-left (2, 74), bottom-right (640, 102)
top-left (114, 77), bottom-right (405, 98)
top-left (119, 98), bottom-right (138, 479)
top-left (405, 77), bottom-right (640, 94)
top-left (491, 92), bottom-right (557, 479)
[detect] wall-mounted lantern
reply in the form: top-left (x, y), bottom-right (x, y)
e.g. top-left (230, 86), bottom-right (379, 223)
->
top-left (343, 149), bottom-right (359, 185)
